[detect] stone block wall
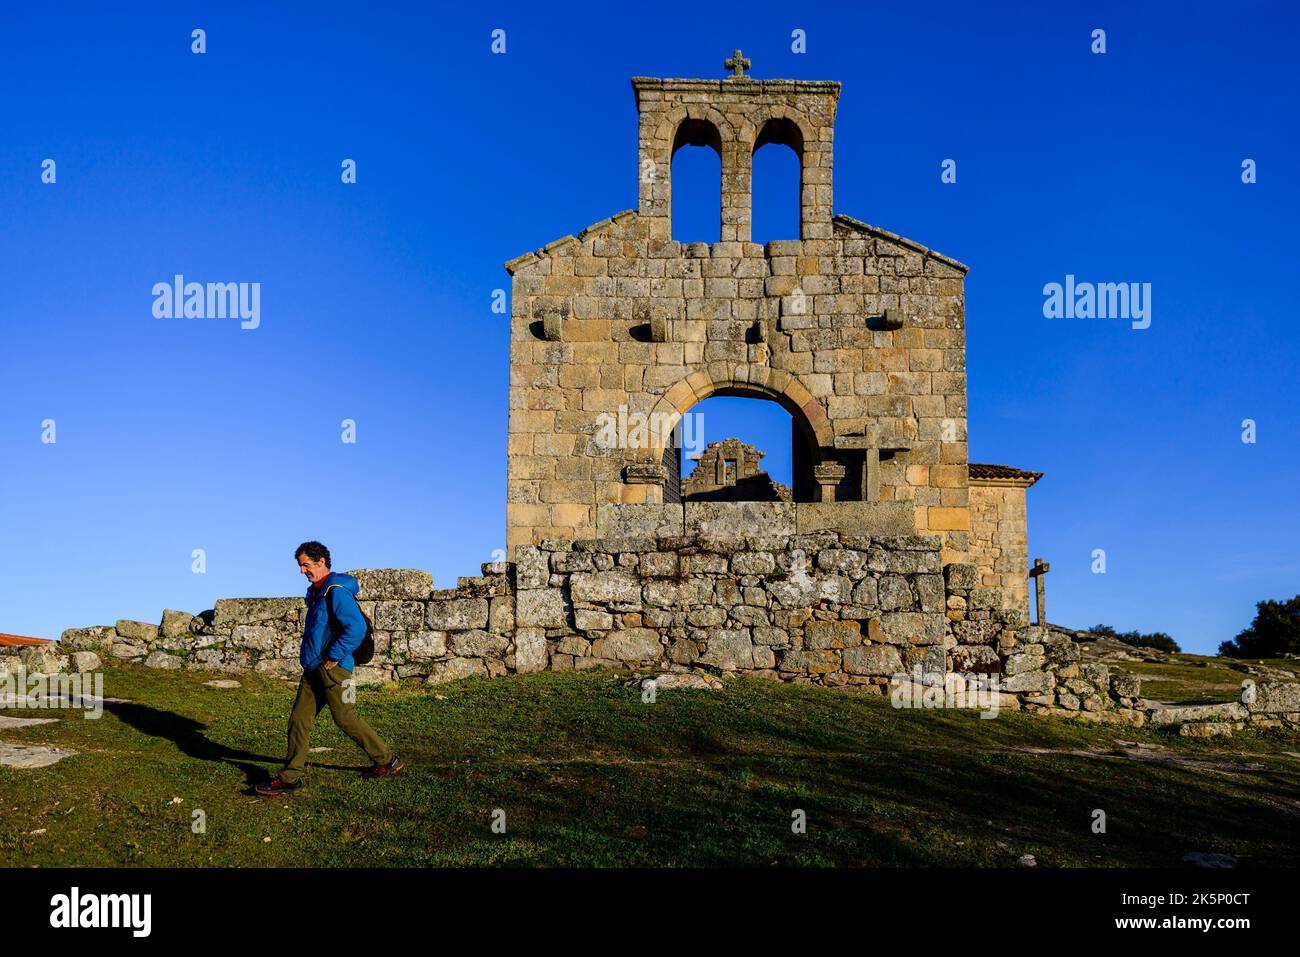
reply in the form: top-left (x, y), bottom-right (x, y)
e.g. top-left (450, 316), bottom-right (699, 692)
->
top-left (513, 528), bottom-right (951, 690)
top-left (35, 505), bottom-right (1142, 724)
top-left (26, 504), bottom-right (1298, 735)
top-left (54, 568), bottom-right (520, 687)
top-left (968, 481), bottom-right (1031, 617)
top-left (504, 72), bottom-right (972, 564)
top-left (506, 214), bottom-right (969, 554)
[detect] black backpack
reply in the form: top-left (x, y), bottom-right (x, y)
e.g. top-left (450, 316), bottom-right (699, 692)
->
top-left (323, 583), bottom-right (375, 666)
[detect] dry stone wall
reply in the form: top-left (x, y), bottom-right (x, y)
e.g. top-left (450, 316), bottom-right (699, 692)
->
top-left (36, 503), bottom-right (1268, 730)
top-left (24, 521), bottom-right (1300, 734)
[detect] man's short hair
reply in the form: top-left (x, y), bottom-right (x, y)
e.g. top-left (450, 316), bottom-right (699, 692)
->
top-left (295, 541), bottom-right (331, 568)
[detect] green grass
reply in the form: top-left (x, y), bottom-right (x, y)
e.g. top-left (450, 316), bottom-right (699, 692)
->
top-left (1251, 658), bottom-right (1300, 671)
top-left (1120, 660), bottom-right (1246, 704)
top-left (1117, 653), bottom-right (1300, 705)
top-left (2, 667), bottom-right (1299, 866)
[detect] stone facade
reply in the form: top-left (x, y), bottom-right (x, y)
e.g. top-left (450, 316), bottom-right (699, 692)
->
top-left (505, 66), bottom-right (974, 567)
top-left (503, 60), bottom-right (1051, 611)
top-left (46, 523), bottom-right (980, 695)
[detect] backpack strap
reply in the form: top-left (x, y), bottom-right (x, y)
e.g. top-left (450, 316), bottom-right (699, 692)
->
top-left (322, 583), bottom-right (347, 624)
top-left (323, 582), bottom-right (370, 632)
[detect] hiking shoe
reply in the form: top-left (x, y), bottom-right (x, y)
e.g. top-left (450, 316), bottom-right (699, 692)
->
top-left (254, 776), bottom-right (304, 796)
top-left (363, 752), bottom-right (405, 779)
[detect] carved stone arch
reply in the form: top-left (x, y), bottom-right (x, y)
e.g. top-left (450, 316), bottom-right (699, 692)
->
top-left (638, 365), bottom-right (833, 502)
top-left (650, 106), bottom-right (733, 243)
top-left (652, 104), bottom-right (734, 153)
top-left (743, 106), bottom-right (814, 242)
top-left (743, 105), bottom-right (814, 154)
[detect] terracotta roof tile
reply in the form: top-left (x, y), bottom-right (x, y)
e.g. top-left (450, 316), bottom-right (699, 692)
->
top-left (969, 463), bottom-right (1044, 485)
top-left (0, 633), bottom-right (53, 647)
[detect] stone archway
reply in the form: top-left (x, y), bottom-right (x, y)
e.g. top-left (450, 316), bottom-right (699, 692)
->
top-left (644, 105), bottom-right (739, 242)
top-left (639, 365), bottom-right (833, 503)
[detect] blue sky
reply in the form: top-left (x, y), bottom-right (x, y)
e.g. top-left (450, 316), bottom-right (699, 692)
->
top-left (1, 1), bottom-right (1296, 653)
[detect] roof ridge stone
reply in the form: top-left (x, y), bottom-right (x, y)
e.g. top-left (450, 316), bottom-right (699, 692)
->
top-left (833, 214), bottom-right (969, 273)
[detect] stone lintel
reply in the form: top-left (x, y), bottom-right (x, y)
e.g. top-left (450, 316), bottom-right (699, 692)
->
top-left (623, 463), bottom-right (668, 486)
top-left (794, 501), bottom-right (915, 536)
top-left (595, 504), bottom-right (685, 539)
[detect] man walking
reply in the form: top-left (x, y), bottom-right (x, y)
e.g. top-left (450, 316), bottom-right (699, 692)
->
top-left (255, 541), bottom-right (404, 795)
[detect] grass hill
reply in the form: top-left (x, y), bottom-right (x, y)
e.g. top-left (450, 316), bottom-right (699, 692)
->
top-left (2, 665), bottom-right (1299, 866)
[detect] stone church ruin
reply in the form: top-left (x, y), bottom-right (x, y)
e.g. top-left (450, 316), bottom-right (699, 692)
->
top-left (25, 56), bottom-right (1300, 731)
top-left (681, 438), bottom-right (791, 503)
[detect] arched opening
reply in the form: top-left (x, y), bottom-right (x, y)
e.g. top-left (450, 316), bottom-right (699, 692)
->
top-left (670, 119), bottom-right (722, 244)
top-left (664, 391), bottom-right (817, 503)
top-left (751, 117), bottom-right (804, 244)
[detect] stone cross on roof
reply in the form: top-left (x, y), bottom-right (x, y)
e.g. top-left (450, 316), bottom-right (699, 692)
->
top-left (724, 49), bottom-right (751, 78)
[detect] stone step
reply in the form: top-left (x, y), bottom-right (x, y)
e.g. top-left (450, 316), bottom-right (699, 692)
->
top-left (1145, 701), bottom-right (1248, 726)
top-left (0, 742), bottom-right (77, 769)
top-left (0, 716), bottom-right (60, 729)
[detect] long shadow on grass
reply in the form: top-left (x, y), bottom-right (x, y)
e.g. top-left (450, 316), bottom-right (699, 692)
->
top-left (102, 701), bottom-right (365, 786)
top-left (432, 678), bottom-right (1300, 866)
top-left (454, 743), bottom-right (1300, 866)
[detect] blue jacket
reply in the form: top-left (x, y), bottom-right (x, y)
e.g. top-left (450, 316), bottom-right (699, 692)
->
top-left (301, 572), bottom-right (365, 673)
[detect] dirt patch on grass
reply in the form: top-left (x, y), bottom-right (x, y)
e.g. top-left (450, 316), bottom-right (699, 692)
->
top-left (1010, 742), bottom-right (1269, 773)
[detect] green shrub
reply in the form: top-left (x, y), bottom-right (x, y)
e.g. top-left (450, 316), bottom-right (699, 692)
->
top-left (1088, 623), bottom-right (1181, 654)
top-left (1218, 595), bottom-right (1300, 659)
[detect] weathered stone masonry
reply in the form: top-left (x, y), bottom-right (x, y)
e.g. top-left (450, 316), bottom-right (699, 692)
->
top-left (968, 464), bottom-right (1042, 617)
top-left (31, 500), bottom-right (1300, 730)
top-left (43, 513), bottom-right (1035, 697)
top-left (504, 71), bottom-right (976, 566)
top-left (502, 62), bottom-right (1052, 625)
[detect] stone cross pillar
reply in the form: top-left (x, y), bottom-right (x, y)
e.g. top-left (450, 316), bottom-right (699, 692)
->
top-left (1028, 557), bottom-right (1050, 626)
top-left (832, 427), bottom-right (881, 502)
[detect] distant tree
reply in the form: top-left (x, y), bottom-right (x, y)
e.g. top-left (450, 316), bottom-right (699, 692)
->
top-left (1088, 623), bottom-right (1181, 654)
top-left (1218, 595), bottom-right (1300, 659)
top-left (1129, 631), bottom-right (1180, 654)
